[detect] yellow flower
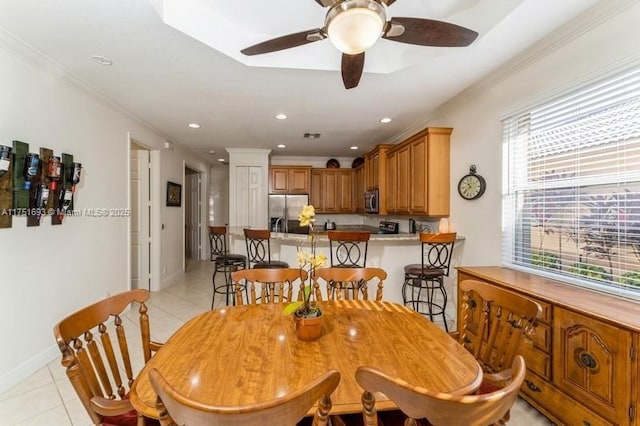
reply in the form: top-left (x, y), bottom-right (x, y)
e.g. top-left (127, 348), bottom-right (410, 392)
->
top-left (298, 205), bottom-right (316, 227)
top-left (311, 253), bottom-right (327, 269)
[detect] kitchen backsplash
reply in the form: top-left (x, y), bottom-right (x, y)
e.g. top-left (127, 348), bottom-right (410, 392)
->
top-left (311, 214), bottom-right (441, 234)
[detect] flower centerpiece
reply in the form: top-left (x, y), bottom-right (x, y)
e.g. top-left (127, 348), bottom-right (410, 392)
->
top-left (284, 205), bottom-right (327, 340)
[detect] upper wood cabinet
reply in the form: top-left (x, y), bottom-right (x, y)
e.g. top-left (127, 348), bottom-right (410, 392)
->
top-left (310, 170), bottom-right (323, 210)
top-left (385, 127), bottom-right (452, 216)
top-left (365, 144), bottom-right (393, 215)
top-left (310, 169), bottom-right (353, 213)
top-left (385, 150), bottom-right (397, 213)
top-left (269, 166), bottom-right (311, 194)
top-left (352, 165), bottom-right (365, 213)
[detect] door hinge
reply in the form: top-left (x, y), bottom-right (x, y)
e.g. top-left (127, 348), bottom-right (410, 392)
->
top-left (631, 345), bottom-right (636, 362)
top-left (630, 404), bottom-right (635, 422)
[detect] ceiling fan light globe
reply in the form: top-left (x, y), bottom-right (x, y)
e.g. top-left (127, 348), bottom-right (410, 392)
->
top-left (326, 1), bottom-right (385, 55)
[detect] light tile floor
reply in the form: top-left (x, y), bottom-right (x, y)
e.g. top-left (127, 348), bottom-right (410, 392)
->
top-left (0, 260), bottom-right (553, 425)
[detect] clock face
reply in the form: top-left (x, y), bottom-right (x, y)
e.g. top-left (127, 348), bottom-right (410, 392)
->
top-left (458, 174), bottom-right (486, 200)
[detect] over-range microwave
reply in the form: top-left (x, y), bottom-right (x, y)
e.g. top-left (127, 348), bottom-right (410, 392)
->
top-left (364, 190), bottom-right (379, 214)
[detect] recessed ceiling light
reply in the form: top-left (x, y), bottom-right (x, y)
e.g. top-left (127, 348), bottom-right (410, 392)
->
top-left (275, 113), bottom-right (288, 120)
top-left (208, 150), bottom-right (216, 154)
top-left (188, 123), bottom-right (201, 129)
top-left (218, 158), bottom-right (226, 162)
top-left (277, 144), bottom-right (286, 148)
top-left (91, 55), bottom-right (113, 66)
top-left (350, 146), bottom-right (358, 150)
top-left (380, 117), bottom-right (392, 124)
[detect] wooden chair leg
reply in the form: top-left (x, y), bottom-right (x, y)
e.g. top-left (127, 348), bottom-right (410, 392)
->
top-left (313, 394), bottom-right (332, 426)
top-left (362, 391), bottom-right (378, 426)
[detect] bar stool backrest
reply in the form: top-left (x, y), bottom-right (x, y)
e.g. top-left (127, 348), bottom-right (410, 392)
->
top-left (419, 233), bottom-right (457, 276)
top-left (209, 226), bottom-right (229, 260)
top-left (328, 231), bottom-right (370, 268)
top-left (244, 228), bottom-right (274, 267)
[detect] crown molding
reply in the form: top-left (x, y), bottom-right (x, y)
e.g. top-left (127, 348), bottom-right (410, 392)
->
top-left (386, 0), bottom-right (640, 144)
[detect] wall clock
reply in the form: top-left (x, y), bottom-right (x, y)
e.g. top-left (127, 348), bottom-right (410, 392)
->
top-left (458, 165), bottom-right (486, 200)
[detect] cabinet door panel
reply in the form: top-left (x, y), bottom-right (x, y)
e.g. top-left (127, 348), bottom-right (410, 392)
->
top-left (289, 168), bottom-right (309, 193)
top-left (410, 137), bottom-right (426, 213)
top-left (553, 308), bottom-right (632, 424)
top-left (270, 168), bottom-right (288, 193)
top-left (338, 170), bottom-right (353, 212)
top-left (397, 145), bottom-right (410, 212)
top-left (323, 171), bottom-right (339, 212)
top-left (385, 151), bottom-right (397, 213)
top-left (310, 171), bottom-right (323, 212)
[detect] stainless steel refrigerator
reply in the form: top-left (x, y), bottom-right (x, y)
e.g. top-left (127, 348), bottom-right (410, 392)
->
top-left (268, 194), bottom-right (309, 234)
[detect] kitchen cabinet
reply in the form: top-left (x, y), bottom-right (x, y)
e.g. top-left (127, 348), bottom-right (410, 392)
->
top-left (310, 169), bottom-right (353, 213)
top-left (365, 144), bottom-right (393, 215)
top-left (385, 149), bottom-right (397, 213)
top-left (352, 165), bottom-right (365, 213)
top-left (269, 166), bottom-right (311, 194)
top-left (385, 127), bottom-right (451, 216)
top-left (396, 143), bottom-right (410, 212)
top-left (457, 266), bottom-right (639, 426)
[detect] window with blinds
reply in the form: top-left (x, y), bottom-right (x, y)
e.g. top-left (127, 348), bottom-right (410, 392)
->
top-left (502, 66), bottom-right (640, 297)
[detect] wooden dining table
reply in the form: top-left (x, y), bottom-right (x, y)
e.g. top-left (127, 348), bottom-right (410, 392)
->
top-left (130, 300), bottom-right (482, 418)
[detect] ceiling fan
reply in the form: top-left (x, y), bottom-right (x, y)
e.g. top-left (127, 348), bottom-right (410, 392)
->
top-left (241, 0), bottom-right (478, 89)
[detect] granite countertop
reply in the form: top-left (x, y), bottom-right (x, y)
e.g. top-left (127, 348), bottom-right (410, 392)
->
top-left (228, 226), bottom-right (465, 243)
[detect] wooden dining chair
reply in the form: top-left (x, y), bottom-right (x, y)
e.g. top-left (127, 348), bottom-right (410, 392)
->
top-left (149, 368), bottom-right (341, 426)
top-left (455, 279), bottom-right (542, 378)
top-left (53, 289), bottom-right (163, 426)
top-left (232, 267), bottom-right (308, 305)
top-left (355, 355), bottom-right (526, 426)
top-left (312, 267), bottom-right (387, 301)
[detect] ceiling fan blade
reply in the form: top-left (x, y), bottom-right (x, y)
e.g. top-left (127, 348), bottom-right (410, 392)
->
top-left (314, 0), bottom-right (335, 6)
top-left (241, 29), bottom-right (325, 56)
top-left (383, 17), bottom-right (478, 47)
top-left (341, 52), bottom-right (365, 90)
top-left (381, 0), bottom-right (397, 5)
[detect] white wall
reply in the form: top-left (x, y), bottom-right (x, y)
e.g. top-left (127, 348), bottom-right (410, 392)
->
top-left (0, 30), bottom-right (210, 392)
top-left (421, 2), bottom-right (640, 268)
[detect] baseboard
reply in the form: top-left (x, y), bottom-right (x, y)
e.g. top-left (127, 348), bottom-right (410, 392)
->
top-left (159, 268), bottom-right (185, 291)
top-left (0, 344), bottom-right (59, 394)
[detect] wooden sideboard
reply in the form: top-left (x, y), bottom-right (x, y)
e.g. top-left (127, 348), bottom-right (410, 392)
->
top-left (457, 266), bottom-right (640, 426)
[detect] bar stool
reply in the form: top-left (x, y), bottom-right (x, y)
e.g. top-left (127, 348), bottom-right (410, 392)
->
top-left (327, 231), bottom-right (370, 267)
top-left (327, 230), bottom-right (370, 299)
top-left (209, 226), bottom-right (247, 309)
top-left (402, 232), bottom-right (456, 331)
top-left (243, 228), bottom-right (289, 269)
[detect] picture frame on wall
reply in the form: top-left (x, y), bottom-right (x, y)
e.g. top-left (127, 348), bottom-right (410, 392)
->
top-left (166, 181), bottom-right (181, 207)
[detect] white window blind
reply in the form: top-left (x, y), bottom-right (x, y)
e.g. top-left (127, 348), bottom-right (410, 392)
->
top-left (502, 66), bottom-right (640, 297)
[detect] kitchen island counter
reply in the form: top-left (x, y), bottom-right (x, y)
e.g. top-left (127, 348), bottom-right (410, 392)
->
top-left (227, 227), bottom-right (464, 325)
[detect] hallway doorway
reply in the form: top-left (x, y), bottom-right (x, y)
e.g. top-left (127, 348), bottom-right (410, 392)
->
top-left (184, 166), bottom-right (202, 270)
top-left (130, 141), bottom-right (152, 290)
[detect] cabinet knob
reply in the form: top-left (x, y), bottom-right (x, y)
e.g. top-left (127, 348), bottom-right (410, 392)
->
top-left (578, 352), bottom-right (598, 370)
top-left (524, 380), bottom-right (541, 393)
top-left (583, 421), bottom-right (591, 426)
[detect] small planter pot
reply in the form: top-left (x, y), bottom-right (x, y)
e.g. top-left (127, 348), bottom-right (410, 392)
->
top-left (294, 309), bottom-right (323, 341)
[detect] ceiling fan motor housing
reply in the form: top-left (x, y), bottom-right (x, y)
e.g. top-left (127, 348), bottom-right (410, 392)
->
top-left (325, 0), bottom-right (387, 54)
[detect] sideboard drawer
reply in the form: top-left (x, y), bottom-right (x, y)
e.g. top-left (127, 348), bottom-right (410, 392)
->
top-left (523, 348), bottom-right (551, 380)
top-left (521, 371), bottom-right (613, 426)
top-left (529, 321), bottom-right (551, 352)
